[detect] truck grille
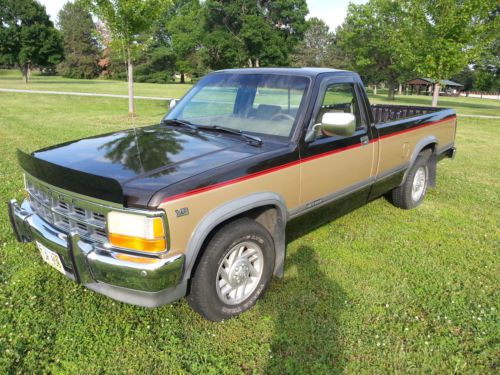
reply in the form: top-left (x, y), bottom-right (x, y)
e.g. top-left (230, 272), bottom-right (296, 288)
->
top-left (25, 176), bottom-right (109, 242)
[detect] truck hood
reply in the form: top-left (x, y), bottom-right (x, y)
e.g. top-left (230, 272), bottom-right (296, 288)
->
top-left (19, 124), bottom-right (265, 207)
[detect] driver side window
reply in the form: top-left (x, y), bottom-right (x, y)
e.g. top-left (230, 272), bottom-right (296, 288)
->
top-left (315, 83), bottom-right (364, 137)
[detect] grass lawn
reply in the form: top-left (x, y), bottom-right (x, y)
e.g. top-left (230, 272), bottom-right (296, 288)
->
top-left (0, 77), bottom-right (499, 373)
top-left (0, 69), bottom-right (192, 99)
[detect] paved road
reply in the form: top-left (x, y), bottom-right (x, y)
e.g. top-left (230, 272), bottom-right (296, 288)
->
top-left (457, 114), bottom-right (500, 119)
top-left (0, 88), bottom-right (173, 101)
top-left (1, 88), bottom-right (499, 119)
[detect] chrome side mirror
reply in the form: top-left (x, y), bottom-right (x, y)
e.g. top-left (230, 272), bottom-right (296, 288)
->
top-left (169, 99), bottom-right (178, 109)
top-left (320, 112), bottom-right (356, 137)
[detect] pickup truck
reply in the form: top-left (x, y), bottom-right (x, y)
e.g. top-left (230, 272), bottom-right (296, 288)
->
top-left (8, 68), bottom-right (457, 321)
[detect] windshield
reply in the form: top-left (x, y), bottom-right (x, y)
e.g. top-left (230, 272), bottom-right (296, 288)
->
top-left (165, 73), bottom-right (310, 139)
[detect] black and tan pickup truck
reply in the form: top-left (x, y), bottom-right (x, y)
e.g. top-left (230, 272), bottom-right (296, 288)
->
top-left (8, 68), bottom-right (457, 321)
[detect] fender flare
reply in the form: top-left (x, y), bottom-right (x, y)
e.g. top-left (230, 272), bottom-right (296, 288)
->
top-left (182, 192), bottom-right (289, 281)
top-left (401, 135), bottom-right (438, 185)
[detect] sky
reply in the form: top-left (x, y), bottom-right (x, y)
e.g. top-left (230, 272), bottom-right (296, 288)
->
top-left (39, 0), bottom-right (367, 31)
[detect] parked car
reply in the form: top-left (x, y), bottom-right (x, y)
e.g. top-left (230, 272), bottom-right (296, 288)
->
top-left (8, 68), bottom-right (457, 321)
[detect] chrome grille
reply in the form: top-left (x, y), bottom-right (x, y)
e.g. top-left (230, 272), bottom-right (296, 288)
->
top-left (25, 176), bottom-right (108, 242)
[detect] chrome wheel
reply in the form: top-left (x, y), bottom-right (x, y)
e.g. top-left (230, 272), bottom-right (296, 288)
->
top-left (216, 241), bottom-right (264, 305)
top-left (411, 166), bottom-right (427, 202)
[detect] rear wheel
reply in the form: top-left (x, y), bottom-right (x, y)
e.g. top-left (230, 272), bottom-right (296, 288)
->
top-left (187, 218), bottom-right (275, 321)
top-left (390, 152), bottom-right (430, 209)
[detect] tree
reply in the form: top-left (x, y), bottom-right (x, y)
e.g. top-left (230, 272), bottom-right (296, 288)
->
top-left (0, 0), bottom-right (63, 83)
top-left (290, 17), bottom-right (334, 67)
top-left (203, 0), bottom-right (308, 69)
top-left (163, 0), bottom-right (204, 83)
top-left (58, 0), bottom-right (100, 79)
top-left (405, 0), bottom-right (499, 106)
top-left (338, 0), bottom-right (412, 100)
top-left (472, 37), bottom-right (500, 93)
top-left (86, 0), bottom-right (171, 115)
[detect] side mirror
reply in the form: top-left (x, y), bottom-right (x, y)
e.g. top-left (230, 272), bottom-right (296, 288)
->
top-left (320, 112), bottom-right (356, 137)
top-left (169, 99), bottom-right (178, 109)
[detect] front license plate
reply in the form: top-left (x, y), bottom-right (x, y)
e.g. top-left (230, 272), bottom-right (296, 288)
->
top-left (36, 241), bottom-right (65, 274)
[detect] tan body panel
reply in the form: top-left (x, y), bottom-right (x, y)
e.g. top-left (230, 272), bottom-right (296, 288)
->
top-left (159, 117), bottom-right (456, 257)
top-left (159, 165), bottom-right (300, 257)
top-left (376, 118), bottom-right (456, 175)
top-left (299, 143), bottom-right (376, 204)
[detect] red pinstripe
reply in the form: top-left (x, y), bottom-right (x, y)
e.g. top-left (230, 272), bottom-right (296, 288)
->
top-left (161, 115), bottom-right (456, 203)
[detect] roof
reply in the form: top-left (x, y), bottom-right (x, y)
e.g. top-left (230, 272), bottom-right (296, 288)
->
top-left (215, 67), bottom-right (349, 77)
top-left (405, 77), bottom-right (463, 87)
top-left (440, 79), bottom-right (464, 87)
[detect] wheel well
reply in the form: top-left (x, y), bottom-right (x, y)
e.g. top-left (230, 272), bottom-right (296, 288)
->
top-left (420, 143), bottom-right (436, 156)
top-left (419, 143), bottom-right (437, 187)
top-left (188, 205), bottom-right (282, 281)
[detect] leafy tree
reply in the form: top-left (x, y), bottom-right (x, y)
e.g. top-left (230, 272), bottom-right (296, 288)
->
top-left (0, 0), bottom-right (63, 83)
top-left (338, 0), bottom-right (412, 100)
top-left (405, 0), bottom-right (499, 106)
top-left (290, 17), bottom-right (335, 67)
top-left (451, 68), bottom-right (476, 91)
top-left (86, 0), bottom-right (171, 115)
top-left (203, 0), bottom-right (308, 69)
top-left (165, 0), bottom-right (205, 83)
top-left (472, 37), bottom-right (500, 93)
top-left (58, 0), bottom-right (100, 79)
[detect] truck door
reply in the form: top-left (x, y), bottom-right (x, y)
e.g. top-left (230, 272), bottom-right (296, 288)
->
top-left (297, 76), bottom-right (376, 212)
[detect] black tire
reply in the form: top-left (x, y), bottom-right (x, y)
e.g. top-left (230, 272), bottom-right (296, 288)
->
top-left (187, 217), bottom-right (275, 321)
top-left (390, 151), bottom-right (431, 209)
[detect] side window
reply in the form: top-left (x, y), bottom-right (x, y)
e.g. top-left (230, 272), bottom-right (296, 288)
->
top-left (315, 83), bottom-right (364, 136)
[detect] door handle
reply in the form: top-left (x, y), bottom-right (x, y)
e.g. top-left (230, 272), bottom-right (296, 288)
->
top-left (360, 136), bottom-right (369, 145)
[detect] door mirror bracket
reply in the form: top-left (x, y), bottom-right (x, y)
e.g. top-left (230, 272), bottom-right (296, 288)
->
top-left (305, 112), bottom-right (357, 142)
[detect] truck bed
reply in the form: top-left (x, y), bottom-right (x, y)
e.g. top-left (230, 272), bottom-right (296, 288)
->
top-left (371, 104), bottom-right (442, 124)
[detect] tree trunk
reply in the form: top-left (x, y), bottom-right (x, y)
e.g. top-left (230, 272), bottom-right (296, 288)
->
top-left (373, 85), bottom-right (377, 95)
top-left (387, 82), bottom-right (396, 100)
top-left (398, 83), bottom-right (402, 95)
top-left (127, 51), bottom-right (135, 116)
top-left (21, 64), bottom-right (29, 83)
top-left (248, 58), bottom-right (253, 67)
top-left (180, 72), bottom-right (185, 84)
top-left (431, 83), bottom-right (440, 107)
top-left (255, 58), bottom-right (260, 68)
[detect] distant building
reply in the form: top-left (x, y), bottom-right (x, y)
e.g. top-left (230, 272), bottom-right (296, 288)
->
top-left (403, 78), bottom-right (464, 96)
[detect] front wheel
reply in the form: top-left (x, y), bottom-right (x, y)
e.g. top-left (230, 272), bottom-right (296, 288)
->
top-left (187, 218), bottom-right (275, 321)
top-left (390, 152), bottom-right (430, 209)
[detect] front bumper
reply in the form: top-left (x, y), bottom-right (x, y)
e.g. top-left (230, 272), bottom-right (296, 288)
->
top-left (8, 198), bottom-right (187, 307)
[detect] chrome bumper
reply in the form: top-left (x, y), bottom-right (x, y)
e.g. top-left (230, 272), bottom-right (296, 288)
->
top-left (7, 198), bottom-right (187, 307)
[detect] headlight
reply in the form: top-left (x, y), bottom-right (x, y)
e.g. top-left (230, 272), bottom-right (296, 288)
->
top-left (107, 211), bottom-right (166, 253)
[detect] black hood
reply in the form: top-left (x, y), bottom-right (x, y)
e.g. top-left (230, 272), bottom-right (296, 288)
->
top-left (19, 124), bottom-right (271, 207)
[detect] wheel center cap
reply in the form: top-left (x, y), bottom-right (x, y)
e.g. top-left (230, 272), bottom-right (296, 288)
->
top-left (230, 260), bottom-right (251, 285)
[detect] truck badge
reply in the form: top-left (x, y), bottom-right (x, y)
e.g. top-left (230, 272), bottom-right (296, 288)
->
top-left (175, 207), bottom-right (189, 217)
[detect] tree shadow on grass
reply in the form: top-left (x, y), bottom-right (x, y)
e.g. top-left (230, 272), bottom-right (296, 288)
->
top-left (263, 245), bottom-right (347, 374)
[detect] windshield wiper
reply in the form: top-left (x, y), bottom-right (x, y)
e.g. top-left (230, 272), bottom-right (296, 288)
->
top-left (196, 125), bottom-right (263, 146)
top-left (161, 118), bottom-right (198, 131)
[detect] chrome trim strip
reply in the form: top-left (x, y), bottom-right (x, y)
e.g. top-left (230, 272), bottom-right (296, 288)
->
top-left (289, 177), bottom-right (374, 219)
top-left (374, 164), bottom-right (409, 182)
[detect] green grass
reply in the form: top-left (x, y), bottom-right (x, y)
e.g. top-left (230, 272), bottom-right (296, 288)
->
top-left (0, 79), bottom-right (499, 373)
top-left (0, 69), bottom-right (192, 98)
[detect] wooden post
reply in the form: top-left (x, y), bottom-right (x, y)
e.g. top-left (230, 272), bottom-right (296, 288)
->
top-left (127, 50), bottom-right (135, 116)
